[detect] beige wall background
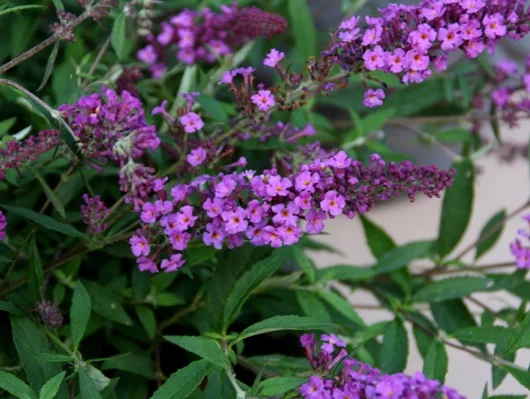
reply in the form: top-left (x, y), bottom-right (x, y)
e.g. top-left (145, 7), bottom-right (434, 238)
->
top-left (308, 124), bottom-right (530, 397)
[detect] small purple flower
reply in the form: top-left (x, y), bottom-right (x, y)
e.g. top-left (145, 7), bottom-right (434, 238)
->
top-left (221, 208), bottom-right (248, 234)
top-left (141, 202), bottom-right (158, 223)
top-left (272, 203), bottom-right (299, 226)
top-left (300, 376), bottom-right (331, 399)
top-left (438, 23), bottom-right (463, 51)
top-left (363, 46), bottom-right (386, 71)
top-left (295, 171), bottom-right (320, 192)
top-left (137, 45), bottom-right (157, 64)
top-left (492, 88), bottom-right (510, 106)
top-left (483, 13), bottom-right (506, 39)
top-left (137, 257), bottom-right (158, 273)
top-left (320, 191), bottom-right (345, 217)
top-left (186, 147), bottom-right (207, 166)
top-left (169, 230), bottom-right (191, 251)
top-left (306, 210), bottom-right (326, 234)
top-left (130, 235), bottom-right (150, 257)
top-left (361, 25), bottom-right (382, 46)
top-left (218, 70), bottom-right (236, 85)
top-left (175, 205), bottom-right (197, 230)
top-left (152, 100), bottom-right (168, 116)
top-left (363, 89), bottom-right (385, 108)
top-left (251, 89), bottom-right (276, 112)
top-left (215, 176), bottom-right (237, 198)
top-left (263, 49), bottom-right (285, 67)
top-left (203, 198), bottom-right (225, 218)
top-left (266, 175), bottom-right (292, 197)
top-left (203, 223), bottom-right (226, 249)
top-left (160, 254), bottom-right (185, 272)
top-left (179, 112), bottom-right (204, 133)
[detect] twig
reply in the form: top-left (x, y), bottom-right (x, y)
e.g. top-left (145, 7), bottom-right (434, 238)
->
top-left (416, 261), bottom-right (516, 277)
top-left (83, 36), bottom-right (111, 87)
top-left (0, 9), bottom-right (94, 75)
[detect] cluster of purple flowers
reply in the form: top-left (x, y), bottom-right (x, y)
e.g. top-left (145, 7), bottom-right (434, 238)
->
top-left (299, 333), bottom-right (464, 399)
top-left (80, 194), bottom-right (110, 235)
top-left (486, 57), bottom-right (530, 127)
top-left (327, 0), bottom-right (530, 107)
top-left (59, 89), bottom-right (161, 211)
top-left (510, 213), bottom-right (530, 269)
top-left (0, 210), bottom-right (7, 241)
top-left (0, 130), bottom-right (61, 180)
top-left (137, 3), bottom-right (287, 76)
top-left (129, 151), bottom-right (454, 273)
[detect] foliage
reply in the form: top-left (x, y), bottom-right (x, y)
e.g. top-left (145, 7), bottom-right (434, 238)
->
top-left (0, 0), bottom-right (529, 398)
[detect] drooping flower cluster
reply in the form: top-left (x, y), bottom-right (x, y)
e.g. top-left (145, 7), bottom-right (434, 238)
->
top-left (0, 130), bottom-right (61, 180)
top-left (0, 210), bottom-right (7, 241)
top-left (137, 3), bottom-right (287, 76)
top-left (59, 89), bottom-right (161, 210)
top-left (35, 300), bottom-right (64, 329)
top-left (81, 194), bottom-right (110, 235)
top-left (130, 151), bottom-right (454, 273)
top-left (487, 56), bottom-right (530, 128)
top-left (510, 213), bottom-right (530, 268)
top-left (299, 333), bottom-right (465, 399)
top-left (328, 0), bottom-right (530, 106)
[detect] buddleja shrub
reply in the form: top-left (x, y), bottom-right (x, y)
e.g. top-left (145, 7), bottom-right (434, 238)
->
top-left (0, 0), bottom-right (530, 398)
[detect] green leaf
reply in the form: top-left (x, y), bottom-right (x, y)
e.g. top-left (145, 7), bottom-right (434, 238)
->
top-left (506, 312), bottom-right (530, 353)
top-left (458, 74), bottom-right (472, 107)
top-left (28, 237), bottom-right (44, 306)
top-left (436, 128), bottom-right (472, 143)
top-left (154, 292), bottom-right (185, 307)
top-left (164, 336), bottom-right (230, 369)
top-left (315, 265), bottom-right (375, 282)
top-left (414, 276), bottom-right (491, 303)
top-left (173, 66), bottom-right (198, 110)
top-left (360, 215), bottom-right (396, 259)
top-left (71, 281), bottom-right (91, 349)
top-left (1, 204), bottom-right (84, 238)
top-left (0, 117), bottom-right (16, 136)
top-left (135, 306), bottom-right (156, 340)
top-left (37, 42), bottom-right (60, 92)
top-left (475, 210), bottom-right (507, 260)
top-left (51, 0), bottom-right (64, 11)
top-left (204, 368), bottom-right (234, 399)
top-left (101, 353), bottom-right (155, 380)
top-left (32, 354), bottom-right (72, 363)
top-left (436, 159), bottom-right (474, 258)
top-left (380, 79), bottom-right (446, 116)
top-left (0, 300), bottom-right (25, 315)
top-left (257, 377), bottom-right (306, 396)
top-left (374, 241), bottom-right (432, 274)
top-left (431, 299), bottom-right (477, 335)
top-left (422, 341), bottom-right (448, 383)
top-left (0, 5), bottom-right (43, 17)
top-left (223, 248), bottom-right (290, 328)
top-left (379, 319), bottom-right (408, 373)
top-left (78, 368), bottom-right (102, 399)
top-left (31, 168), bottom-right (66, 219)
top-left (318, 290), bottom-right (365, 327)
top-left (10, 316), bottom-right (66, 396)
top-left (39, 371), bottom-right (66, 399)
top-left (184, 245), bottom-right (217, 267)
top-left (344, 109), bottom-right (396, 145)
top-left (413, 325), bottom-right (434, 359)
top-left (296, 291), bottom-right (331, 322)
top-left (233, 315), bottom-right (335, 345)
top-left (288, 0), bottom-right (316, 61)
top-left (152, 359), bottom-right (213, 399)
top-left (83, 282), bottom-right (132, 325)
top-left (452, 326), bottom-right (511, 346)
top-left (196, 94), bottom-right (228, 122)
top-left (292, 246), bottom-right (316, 283)
top-left (0, 370), bottom-right (37, 399)
top-left (111, 12), bottom-right (128, 60)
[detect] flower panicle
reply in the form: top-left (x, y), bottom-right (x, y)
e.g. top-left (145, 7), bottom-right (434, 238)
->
top-left (130, 151), bottom-right (455, 273)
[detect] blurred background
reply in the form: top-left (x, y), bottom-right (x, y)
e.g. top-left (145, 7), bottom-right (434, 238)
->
top-left (304, 1), bottom-right (530, 396)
